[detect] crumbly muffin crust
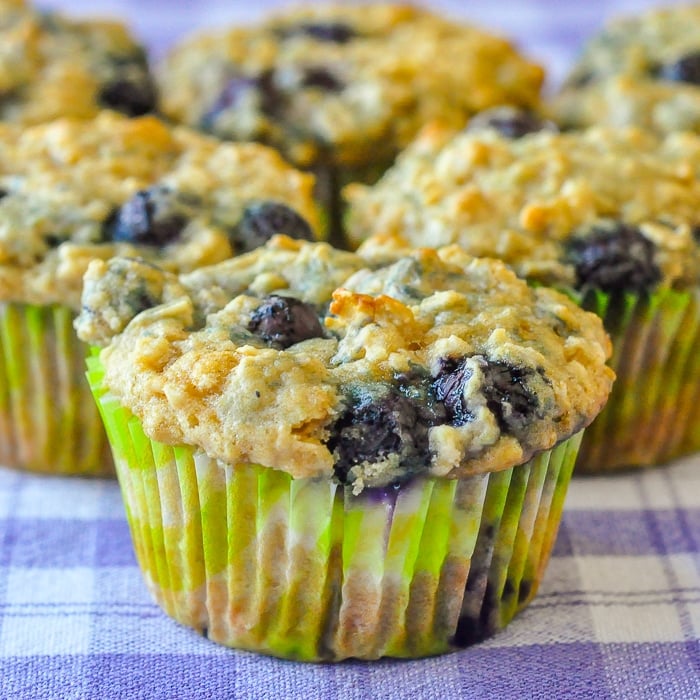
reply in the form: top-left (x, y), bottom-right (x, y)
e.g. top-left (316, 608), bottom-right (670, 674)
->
top-left (551, 4), bottom-right (700, 132)
top-left (0, 111), bottom-right (319, 309)
top-left (77, 237), bottom-right (613, 492)
top-left (346, 122), bottom-right (700, 291)
top-left (157, 3), bottom-right (544, 168)
top-left (0, 0), bottom-right (157, 123)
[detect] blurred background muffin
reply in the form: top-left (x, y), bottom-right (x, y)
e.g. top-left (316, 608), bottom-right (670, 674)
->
top-left (551, 4), bottom-right (700, 133)
top-left (0, 0), bottom-right (158, 122)
top-left (155, 3), bottom-right (545, 245)
top-left (0, 111), bottom-right (319, 476)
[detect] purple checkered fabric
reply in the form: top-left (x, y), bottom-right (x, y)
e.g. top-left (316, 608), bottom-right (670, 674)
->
top-left (2, 1), bottom-right (699, 698)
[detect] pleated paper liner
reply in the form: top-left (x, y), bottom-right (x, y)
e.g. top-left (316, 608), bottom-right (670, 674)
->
top-left (87, 354), bottom-right (581, 661)
top-left (573, 286), bottom-right (700, 472)
top-left (0, 302), bottom-right (112, 475)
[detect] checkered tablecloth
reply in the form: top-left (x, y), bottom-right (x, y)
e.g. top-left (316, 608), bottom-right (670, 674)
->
top-left (2, 0), bottom-right (699, 698)
top-left (1, 459), bottom-right (698, 700)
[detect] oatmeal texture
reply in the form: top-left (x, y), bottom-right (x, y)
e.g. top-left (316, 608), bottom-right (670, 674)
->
top-left (157, 3), bottom-right (544, 168)
top-left (77, 237), bottom-right (613, 492)
top-left (551, 4), bottom-right (700, 132)
top-left (0, 111), bottom-right (319, 309)
top-left (0, 0), bottom-right (157, 123)
top-left (346, 123), bottom-right (700, 290)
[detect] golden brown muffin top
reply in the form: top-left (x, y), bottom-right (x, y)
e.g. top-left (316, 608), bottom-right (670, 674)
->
top-left (0, 112), bottom-right (320, 309)
top-left (551, 4), bottom-right (700, 132)
top-left (157, 3), bottom-right (544, 168)
top-left (77, 237), bottom-right (613, 492)
top-left (0, 0), bottom-right (158, 123)
top-left (346, 121), bottom-right (700, 293)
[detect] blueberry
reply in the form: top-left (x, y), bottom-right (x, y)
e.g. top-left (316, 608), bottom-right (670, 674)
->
top-left (659, 51), bottom-right (700, 85)
top-left (104, 187), bottom-right (189, 246)
top-left (466, 106), bottom-right (558, 139)
top-left (327, 384), bottom-right (433, 485)
top-left (200, 72), bottom-right (279, 132)
top-left (565, 221), bottom-right (661, 293)
top-left (98, 53), bottom-right (157, 116)
top-left (478, 358), bottom-right (542, 437)
top-left (281, 21), bottom-right (358, 43)
top-left (230, 201), bottom-right (314, 253)
top-left (432, 357), bottom-right (474, 427)
top-left (301, 67), bottom-right (344, 92)
top-left (247, 294), bottom-right (324, 349)
top-left (433, 356), bottom-right (543, 437)
top-left (98, 76), bottom-right (157, 117)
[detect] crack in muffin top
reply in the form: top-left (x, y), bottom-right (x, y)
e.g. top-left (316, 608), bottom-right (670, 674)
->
top-left (156, 3), bottom-right (544, 168)
top-left (551, 4), bottom-right (700, 133)
top-left (0, 0), bottom-right (158, 123)
top-left (76, 236), bottom-right (613, 493)
top-left (346, 122), bottom-right (700, 292)
top-left (0, 111), bottom-right (320, 309)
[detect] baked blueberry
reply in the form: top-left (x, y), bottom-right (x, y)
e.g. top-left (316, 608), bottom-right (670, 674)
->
top-left (230, 201), bottom-right (314, 253)
top-left (247, 294), bottom-right (324, 349)
top-left (98, 76), bottom-right (157, 117)
top-left (281, 22), bottom-right (358, 43)
top-left (432, 357), bottom-right (473, 426)
top-left (301, 67), bottom-right (344, 92)
top-left (200, 72), bottom-right (278, 132)
top-left (105, 187), bottom-right (189, 246)
top-left (98, 53), bottom-right (157, 116)
top-left (327, 384), bottom-right (433, 486)
top-left (466, 106), bottom-right (557, 139)
top-left (659, 51), bottom-right (700, 85)
top-left (565, 221), bottom-right (661, 293)
top-left (478, 358), bottom-right (542, 437)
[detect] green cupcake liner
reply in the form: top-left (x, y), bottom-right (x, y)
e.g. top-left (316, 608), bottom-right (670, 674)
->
top-left (88, 355), bottom-right (581, 661)
top-left (574, 287), bottom-right (700, 472)
top-left (0, 302), bottom-right (112, 476)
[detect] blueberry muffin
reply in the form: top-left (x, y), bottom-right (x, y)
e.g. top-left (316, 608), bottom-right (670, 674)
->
top-left (156, 3), bottom-right (545, 244)
top-left (0, 0), bottom-right (157, 123)
top-left (346, 120), bottom-right (700, 471)
top-left (79, 236), bottom-right (612, 660)
top-left (0, 111), bottom-right (319, 475)
top-left (551, 4), bottom-right (700, 133)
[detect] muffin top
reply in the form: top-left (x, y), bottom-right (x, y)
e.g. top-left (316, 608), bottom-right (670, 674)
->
top-left (0, 111), bottom-right (319, 309)
top-left (551, 4), bottom-right (700, 132)
top-left (77, 236), bottom-right (613, 493)
top-left (346, 120), bottom-right (700, 293)
top-left (156, 3), bottom-right (544, 168)
top-left (0, 0), bottom-right (157, 123)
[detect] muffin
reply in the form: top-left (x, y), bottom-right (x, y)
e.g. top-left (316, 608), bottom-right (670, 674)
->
top-left (0, 0), bottom-right (157, 123)
top-left (551, 4), bottom-right (700, 133)
top-left (0, 111), bottom-right (319, 475)
top-left (346, 119), bottom-right (700, 472)
top-left (77, 236), bottom-right (613, 660)
top-left (156, 3), bottom-right (545, 245)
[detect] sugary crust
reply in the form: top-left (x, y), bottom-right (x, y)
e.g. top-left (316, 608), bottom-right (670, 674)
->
top-left (157, 3), bottom-right (544, 168)
top-left (346, 123), bottom-right (700, 288)
top-left (78, 238), bottom-right (613, 489)
top-left (0, 0), bottom-right (153, 123)
top-left (0, 112), bottom-right (319, 308)
top-left (551, 4), bottom-right (700, 132)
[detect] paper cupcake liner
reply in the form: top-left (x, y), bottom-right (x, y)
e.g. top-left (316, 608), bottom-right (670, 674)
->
top-left (575, 287), bottom-right (700, 472)
top-left (0, 302), bottom-right (113, 476)
top-left (88, 355), bottom-right (581, 661)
